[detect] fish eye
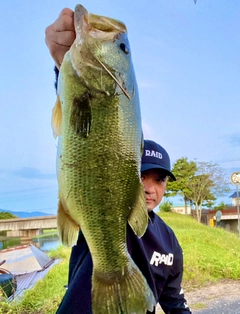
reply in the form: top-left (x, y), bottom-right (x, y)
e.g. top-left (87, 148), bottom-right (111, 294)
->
top-left (120, 43), bottom-right (129, 54)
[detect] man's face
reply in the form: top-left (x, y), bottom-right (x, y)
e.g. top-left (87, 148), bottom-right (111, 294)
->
top-left (141, 169), bottom-right (168, 212)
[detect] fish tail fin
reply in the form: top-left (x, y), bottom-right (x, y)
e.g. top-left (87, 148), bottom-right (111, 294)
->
top-left (92, 260), bottom-right (155, 314)
top-left (51, 96), bottom-right (62, 138)
top-left (128, 184), bottom-right (148, 237)
top-left (57, 199), bottom-right (79, 246)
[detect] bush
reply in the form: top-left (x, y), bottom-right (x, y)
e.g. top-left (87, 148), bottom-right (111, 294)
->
top-left (0, 212), bottom-right (17, 220)
top-left (159, 201), bottom-right (172, 212)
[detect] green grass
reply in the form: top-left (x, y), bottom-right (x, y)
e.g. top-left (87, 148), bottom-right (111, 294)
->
top-left (32, 229), bottom-right (58, 240)
top-left (160, 212), bottom-right (240, 289)
top-left (1, 213), bottom-right (240, 313)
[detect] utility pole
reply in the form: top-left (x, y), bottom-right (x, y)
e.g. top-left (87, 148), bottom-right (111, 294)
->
top-left (230, 172), bottom-right (240, 237)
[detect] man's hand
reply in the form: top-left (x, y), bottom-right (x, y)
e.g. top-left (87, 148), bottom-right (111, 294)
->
top-left (45, 8), bottom-right (76, 69)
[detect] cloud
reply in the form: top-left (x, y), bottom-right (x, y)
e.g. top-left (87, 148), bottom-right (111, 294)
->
top-left (221, 132), bottom-right (240, 147)
top-left (214, 157), bottom-right (240, 164)
top-left (12, 167), bottom-right (56, 180)
top-left (229, 135), bottom-right (240, 146)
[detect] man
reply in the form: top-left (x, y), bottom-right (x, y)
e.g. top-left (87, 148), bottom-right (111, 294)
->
top-left (45, 8), bottom-right (191, 314)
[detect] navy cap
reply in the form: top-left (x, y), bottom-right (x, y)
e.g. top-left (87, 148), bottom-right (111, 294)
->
top-left (141, 140), bottom-right (176, 181)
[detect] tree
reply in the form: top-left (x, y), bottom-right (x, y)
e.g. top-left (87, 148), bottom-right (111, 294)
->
top-left (185, 173), bottom-right (214, 222)
top-left (186, 161), bottom-right (230, 222)
top-left (202, 194), bottom-right (216, 209)
top-left (166, 157), bottom-right (197, 215)
top-left (213, 201), bottom-right (229, 211)
top-left (166, 158), bottom-right (231, 222)
top-left (0, 211), bottom-right (17, 219)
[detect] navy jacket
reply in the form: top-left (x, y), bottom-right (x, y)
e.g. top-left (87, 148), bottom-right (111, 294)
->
top-left (56, 211), bottom-right (191, 314)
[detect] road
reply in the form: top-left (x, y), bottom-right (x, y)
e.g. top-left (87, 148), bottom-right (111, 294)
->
top-left (156, 298), bottom-right (240, 314)
top-left (195, 298), bottom-right (240, 313)
top-left (156, 280), bottom-right (240, 314)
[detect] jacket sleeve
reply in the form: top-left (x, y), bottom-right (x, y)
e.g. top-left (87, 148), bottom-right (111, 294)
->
top-left (54, 66), bottom-right (59, 93)
top-left (68, 231), bottom-right (91, 284)
top-left (159, 272), bottom-right (191, 313)
top-left (159, 243), bottom-right (191, 314)
top-left (56, 232), bottom-right (93, 314)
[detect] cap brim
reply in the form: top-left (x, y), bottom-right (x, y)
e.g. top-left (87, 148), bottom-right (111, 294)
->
top-left (141, 163), bottom-right (176, 181)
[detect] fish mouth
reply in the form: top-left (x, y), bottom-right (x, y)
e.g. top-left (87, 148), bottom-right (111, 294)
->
top-left (75, 4), bottom-right (127, 40)
top-left (88, 14), bottom-right (127, 36)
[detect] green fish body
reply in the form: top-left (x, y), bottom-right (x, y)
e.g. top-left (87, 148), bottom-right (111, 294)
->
top-left (52, 5), bottom-right (155, 313)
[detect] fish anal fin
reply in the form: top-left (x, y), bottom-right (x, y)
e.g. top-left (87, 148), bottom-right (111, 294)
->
top-left (51, 96), bottom-right (62, 138)
top-left (128, 184), bottom-right (148, 237)
top-left (57, 198), bottom-right (80, 246)
top-left (70, 92), bottom-right (92, 137)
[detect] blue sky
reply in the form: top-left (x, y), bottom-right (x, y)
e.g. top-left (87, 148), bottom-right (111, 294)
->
top-left (1, 0), bottom-right (239, 214)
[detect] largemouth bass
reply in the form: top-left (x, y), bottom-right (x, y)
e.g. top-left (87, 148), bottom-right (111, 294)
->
top-left (52, 4), bottom-right (155, 314)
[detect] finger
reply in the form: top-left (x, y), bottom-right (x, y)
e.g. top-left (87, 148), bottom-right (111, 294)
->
top-left (59, 8), bottom-right (74, 18)
top-left (45, 29), bottom-right (75, 69)
top-left (53, 16), bottom-right (74, 33)
top-left (55, 30), bottom-right (76, 47)
top-left (45, 17), bottom-right (76, 47)
top-left (45, 30), bottom-right (74, 55)
top-left (55, 8), bottom-right (75, 32)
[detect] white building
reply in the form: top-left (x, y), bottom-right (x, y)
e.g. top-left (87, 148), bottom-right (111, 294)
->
top-left (229, 192), bottom-right (240, 206)
top-left (171, 204), bottom-right (192, 215)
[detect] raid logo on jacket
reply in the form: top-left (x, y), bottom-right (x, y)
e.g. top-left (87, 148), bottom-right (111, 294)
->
top-left (150, 251), bottom-right (174, 266)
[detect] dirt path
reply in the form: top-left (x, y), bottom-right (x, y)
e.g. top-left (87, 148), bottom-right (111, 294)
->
top-left (156, 280), bottom-right (240, 313)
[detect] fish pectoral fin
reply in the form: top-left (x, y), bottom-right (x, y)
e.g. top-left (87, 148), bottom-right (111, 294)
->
top-left (51, 96), bottom-right (62, 138)
top-left (70, 92), bottom-right (92, 138)
top-left (57, 199), bottom-right (80, 246)
top-left (128, 184), bottom-right (148, 237)
top-left (52, 70), bottom-right (91, 139)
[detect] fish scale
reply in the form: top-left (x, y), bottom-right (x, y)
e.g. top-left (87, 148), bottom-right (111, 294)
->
top-left (52, 4), bottom-right (156, 314)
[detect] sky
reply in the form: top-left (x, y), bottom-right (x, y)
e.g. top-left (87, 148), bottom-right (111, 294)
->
top-left (0, 0), bottom-right (239, 214)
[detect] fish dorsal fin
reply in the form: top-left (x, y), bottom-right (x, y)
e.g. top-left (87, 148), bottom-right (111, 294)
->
top-left (51, 96), bottom-right (62, 138)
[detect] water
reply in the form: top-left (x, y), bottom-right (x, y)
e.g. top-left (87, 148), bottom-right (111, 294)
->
top-left (32, 235), bottom-right (61, 252)
top-left (0, 238), bottom-right (20, 250)
top-left (0, 235), bottom-right (60, 252)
